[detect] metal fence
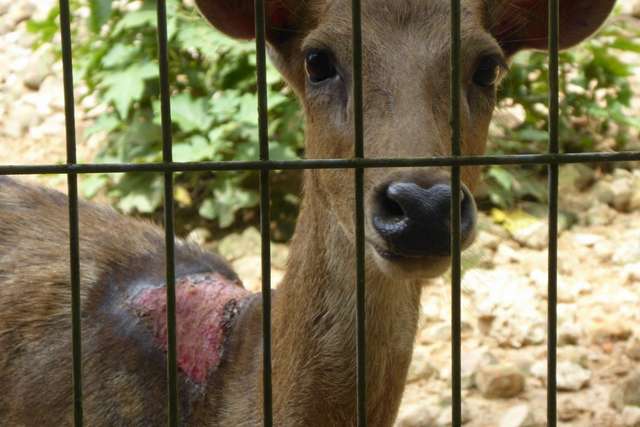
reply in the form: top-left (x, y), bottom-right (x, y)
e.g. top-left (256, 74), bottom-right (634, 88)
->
top-left (1, 0), bottom-right (640, 426)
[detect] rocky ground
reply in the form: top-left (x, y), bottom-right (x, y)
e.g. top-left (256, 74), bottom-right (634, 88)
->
top-left (393, 170), bottom-right (640, 427)
top-left (0, 0), bottom-right (96, 190)
top-left (1, 0), bottom-right (640, 426)
top-left (215, 168), bottom-right (640, 427)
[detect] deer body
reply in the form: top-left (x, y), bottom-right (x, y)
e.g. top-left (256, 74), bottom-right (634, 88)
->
top-left (0, 0), bottom-right (614, 425)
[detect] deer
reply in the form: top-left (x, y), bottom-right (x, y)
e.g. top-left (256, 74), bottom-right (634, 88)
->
top-left (0, 0), bottom-right (614, 425)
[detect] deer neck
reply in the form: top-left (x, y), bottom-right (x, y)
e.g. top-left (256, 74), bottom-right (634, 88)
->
top-left (270, 173), bottom-right (423, 425)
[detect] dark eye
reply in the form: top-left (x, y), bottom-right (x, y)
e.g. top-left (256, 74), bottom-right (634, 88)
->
top-left (305, 49), bottom-right (337, 83)
top-left (473, 55), bottom-right (505, 88)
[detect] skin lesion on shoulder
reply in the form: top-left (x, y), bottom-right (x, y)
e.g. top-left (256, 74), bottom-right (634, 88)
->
top-left (127, 272), bottom-right (251, 385)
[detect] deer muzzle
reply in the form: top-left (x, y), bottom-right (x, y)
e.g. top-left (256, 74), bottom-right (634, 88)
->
top-left (371, 176), bottom-right (476, 259)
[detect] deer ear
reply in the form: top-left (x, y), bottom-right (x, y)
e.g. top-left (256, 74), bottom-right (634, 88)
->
top-left (195, 0), bottom-right (295, 42)
top-left (488, 0), bottom-right (616, 56)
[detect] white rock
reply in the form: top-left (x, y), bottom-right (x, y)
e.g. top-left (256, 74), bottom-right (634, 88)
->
top-left (407, 346), bottom-right (438, 383)
top-left (558, 398), bottom-right (583, 422)
top-left (476, 363), bottom-right (525, 399)
top-left (623, 264), bottom-right (640, 284)
top-left (510, 220), bottom-right (548, 250)
top-left (434, 403), bottom-right (471, 426)
top-left (494, 242), bottom-right (522, 264)
top-left (467, 269), bottom-right (544, 348)
top-left (572, 233), bottom-right (604, 247)
top-left (630, 189), bottom-right (640, 212)
top-left (22, 47), bottom-right (54, 91)
top-left (3, 102), bottom-right (40, 138)
top-left (613, 238), bottom-right (640, 265)
top-left (622, 406), bottom-right (640, 427)
top-left (421, 298), bottom-right (444, 322)
top-left (611, 177), bottom-right (634, 212)
top-left (558, 346), bottom-right (590, 369)
top-left (474, 230), bottom-right (501, 251)
top-left (611, 371), bottom-right (640, 411)
top-left (499, 404), bottom-right (536, 427)
top-left (627, 338), bottom-right (640, 361)
top-left (593, 179), bottom-right (615, 205)
top-left (531, 360), bottom-right (591, 391)
top-left (558, 322), bottom-right (582, 346)
top-left (590, 320), bottom-right (634, 344)
top-left (186, 227), bottom-right (212, 246)
top-left (395, 402), bottom-right (437, 427)
top-left (460, 348), bottom-right (497, 389)
top-left (585, 203), bottom-right (617, 226)
top-left (557, 361), bottom-right (591, 391)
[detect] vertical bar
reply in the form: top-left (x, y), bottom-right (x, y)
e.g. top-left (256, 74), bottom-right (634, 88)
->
top-left (547, 0), bottom-right (560, 425)
top-left (59, 0), bottom-right (83, 424)
top-left (155, 1), bottom-right (178, 425)
top-left (254, 0), bottom-right (272, 425)
top-left (449, 0), bottom-right (462, 426)
top-left (351, 0), bottom-right (366, 426)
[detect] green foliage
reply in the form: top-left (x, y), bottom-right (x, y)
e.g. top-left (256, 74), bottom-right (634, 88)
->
top-left (28, 2), bottom-right (640, 229)
top-left (29, 0), bottom-right (303, 232)
top-left (487, 16), bottom-right (640, 208)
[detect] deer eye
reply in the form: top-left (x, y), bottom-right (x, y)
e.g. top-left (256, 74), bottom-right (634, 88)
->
top-left (473, 55), bottom-right (505, 88)
top-left (305, 49), bottom-right (337, 84)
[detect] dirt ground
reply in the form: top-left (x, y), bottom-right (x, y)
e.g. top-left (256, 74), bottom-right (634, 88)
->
top-left (1, 1), bottom-right (640, 426)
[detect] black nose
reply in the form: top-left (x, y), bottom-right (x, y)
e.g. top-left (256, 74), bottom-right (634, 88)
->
top-left (372, 181), bottom-right (476, 257)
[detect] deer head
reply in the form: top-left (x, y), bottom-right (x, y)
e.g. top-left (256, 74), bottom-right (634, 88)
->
top-left (195, 0), bottom-right (614, 282)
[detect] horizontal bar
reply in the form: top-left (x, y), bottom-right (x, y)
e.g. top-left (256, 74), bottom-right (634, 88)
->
top-left (1, 151), bottom-right (639, 176)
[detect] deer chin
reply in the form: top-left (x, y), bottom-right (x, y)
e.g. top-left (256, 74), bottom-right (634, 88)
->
top-left (368, 243), bottom-right (452, 281)
top-left (367, 226), bottom-right (478, 281)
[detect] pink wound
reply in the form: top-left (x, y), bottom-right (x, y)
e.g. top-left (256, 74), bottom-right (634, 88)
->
top-left (130, 273), bottom-right (250, 384)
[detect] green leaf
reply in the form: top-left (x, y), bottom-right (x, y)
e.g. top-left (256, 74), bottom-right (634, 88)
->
top-left (85, 114), bottom-right (120, 137)
top-left (26, 6), bottom-right (60, 47)
top-left (268, 142), bottom-right (298, 161)
top-left (113, 9), bottom-right (156, 35)
top-left (170, 93), bottom-right (214, 132)
top-left (101, 62), bottom-right (158, 117)
top-left (610, 38), bottom-right (640, 54)
top-left (114, 175), bottom-right (163, 214)
top-left (199, 182), bottom-right (259, 227)
top-left (89, 0), bottom-right (112, 33)
top-left (512, 129), bottom-right (549, 142)
top-left (81, 175), bottom-right (108, 199)
top-left (487, 166), bottom-right (513, 191)
top-left (102, 44), bottom-right (138, 68)
top-left (173, 135), bottom-right (217, 162)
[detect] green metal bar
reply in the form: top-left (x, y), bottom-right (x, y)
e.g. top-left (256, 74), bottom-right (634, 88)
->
top-left (59, 0), bottom-right (83, 424)
top-left (351, 0), bottom-right (366, 425)
top-left (2, 152), bottom-right (640, 176)
top-left (253, 0), bottom-right (273, 425)
top-left (547, 0), bottom-right (560, 425)
top-left (155, 1), bottom-right (178, 425)
top-left (449, 0), bottom-right (462, 425)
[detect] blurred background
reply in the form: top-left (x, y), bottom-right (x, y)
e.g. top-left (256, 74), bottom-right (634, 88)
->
top-left (0, 0), bottom-right (639, 425)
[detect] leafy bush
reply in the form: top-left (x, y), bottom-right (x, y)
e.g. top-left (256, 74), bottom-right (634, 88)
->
top-left (30, 0), bottom-right (304, 235)
top-left (486, 16), bottom-right (640, 208)
top-left (29, 1), bottom-right (640, 230)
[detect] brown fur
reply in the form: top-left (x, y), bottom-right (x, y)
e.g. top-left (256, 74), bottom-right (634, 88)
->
top-left (0, 0), bottom-right (614, 425)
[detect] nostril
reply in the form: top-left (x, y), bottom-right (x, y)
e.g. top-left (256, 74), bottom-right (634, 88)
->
top-left (379, 190), bottom-right (405, 220)
top-left (372, 180), bottom-right (477, 258)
